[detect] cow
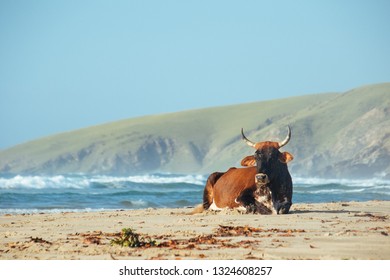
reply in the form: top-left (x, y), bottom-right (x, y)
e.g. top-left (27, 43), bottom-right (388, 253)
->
top-left (202, 126), bottom-right (294, 214)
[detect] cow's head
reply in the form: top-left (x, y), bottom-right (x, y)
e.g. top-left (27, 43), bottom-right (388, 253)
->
top-left (240, 126), bottom-right (294, 214)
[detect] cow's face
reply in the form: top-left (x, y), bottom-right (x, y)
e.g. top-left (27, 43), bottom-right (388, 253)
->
top-left (241, 142), bottom-right (293, 180)
top-left (240, 126), bottom-right (294, 214)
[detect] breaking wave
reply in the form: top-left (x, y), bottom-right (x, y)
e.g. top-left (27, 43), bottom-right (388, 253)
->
top-left (0, 173), bottom-right (206, 190)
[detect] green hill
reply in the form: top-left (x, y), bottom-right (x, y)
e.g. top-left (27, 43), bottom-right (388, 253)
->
top-left (1, 83), bottom-right (389, 179)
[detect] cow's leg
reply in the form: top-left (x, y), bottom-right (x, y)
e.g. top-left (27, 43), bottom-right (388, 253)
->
top-left (203, 172), bottom-right (224, 210)
top-left (235, 187), bottom-right (257, 213)
top-left (254, 200), bottom-right (273, 214)
top-left (276, 201), bottom-right (292, 214)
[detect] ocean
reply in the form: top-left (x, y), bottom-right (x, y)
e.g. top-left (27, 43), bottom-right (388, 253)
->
top-left (0, 173), bottom-right (389, 214)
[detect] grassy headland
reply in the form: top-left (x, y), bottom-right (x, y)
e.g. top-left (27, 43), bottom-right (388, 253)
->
top-left (1, 83), bottom-right (389, 178)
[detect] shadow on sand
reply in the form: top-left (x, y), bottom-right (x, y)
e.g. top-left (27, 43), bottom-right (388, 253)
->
top-left (290, 209), bottom-right (360, 214)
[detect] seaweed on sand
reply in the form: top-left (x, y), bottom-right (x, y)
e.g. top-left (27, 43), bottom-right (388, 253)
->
top-left (110, 228), bottom-right (156, 248)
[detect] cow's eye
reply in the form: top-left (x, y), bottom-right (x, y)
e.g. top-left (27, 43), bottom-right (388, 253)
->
top-left (256, 153), bottom-right (263, 159)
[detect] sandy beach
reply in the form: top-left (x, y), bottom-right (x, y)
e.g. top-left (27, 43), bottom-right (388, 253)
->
top-left (0, 201), bottom-right (389, 260)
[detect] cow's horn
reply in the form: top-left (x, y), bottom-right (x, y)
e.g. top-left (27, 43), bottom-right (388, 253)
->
top-left (241, 128), bottom-right (256, 148)
top-left (278, 125), bottom-right (291, 148)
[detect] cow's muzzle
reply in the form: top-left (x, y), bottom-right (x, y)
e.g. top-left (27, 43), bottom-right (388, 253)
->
top-left (255, 173), bottom-right (269, 184)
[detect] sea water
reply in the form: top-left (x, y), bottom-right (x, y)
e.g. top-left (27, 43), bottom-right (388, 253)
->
top-left (0, 173), bottom-right (389, 214)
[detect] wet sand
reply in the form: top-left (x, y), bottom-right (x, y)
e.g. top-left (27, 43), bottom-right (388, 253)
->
top-left (1, 201), bottom-right (389, 260)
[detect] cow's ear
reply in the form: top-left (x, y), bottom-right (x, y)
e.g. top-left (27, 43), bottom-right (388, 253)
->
top-left (279, 152), bottom-right (294, 163)
top-left (241, 155), bottom-right (256, 166)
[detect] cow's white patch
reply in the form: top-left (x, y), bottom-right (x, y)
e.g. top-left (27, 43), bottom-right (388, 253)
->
top-left (236, 205), bottom-right (247, 212)
top-left (209, 200), bottom-right (246, 212)
top-left (256, 195), bottom-right (269, 203)
top-left (209, 200), bottom-right (223, 211)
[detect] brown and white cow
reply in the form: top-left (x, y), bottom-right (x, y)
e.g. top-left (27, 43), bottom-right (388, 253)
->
top-left (202, 126), bottom-right (294, 214)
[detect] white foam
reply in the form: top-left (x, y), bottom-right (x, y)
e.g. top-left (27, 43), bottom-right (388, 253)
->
top-left (0, 208), bottom-right (111, 215)
top-left (91, 174), bottom-right (206, 185)
top-left (305, 188), bottom-right (366, 194)
top-left (0, 174), bottom-right (207, 190)
top-left (293, 176), bottom-right (390, 188)
top-left (0, 175), bottom-right (89, 189)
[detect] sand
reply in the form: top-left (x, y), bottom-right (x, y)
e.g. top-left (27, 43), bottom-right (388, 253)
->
top-left (0, 201), bottom-right (389, 260)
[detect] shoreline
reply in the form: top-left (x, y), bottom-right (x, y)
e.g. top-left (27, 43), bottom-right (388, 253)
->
top-left (1, 201), bottom-right (389, 260)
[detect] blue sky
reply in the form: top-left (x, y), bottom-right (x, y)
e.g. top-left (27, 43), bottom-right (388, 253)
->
top-left (1, 0), bottom-right (389, 149)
